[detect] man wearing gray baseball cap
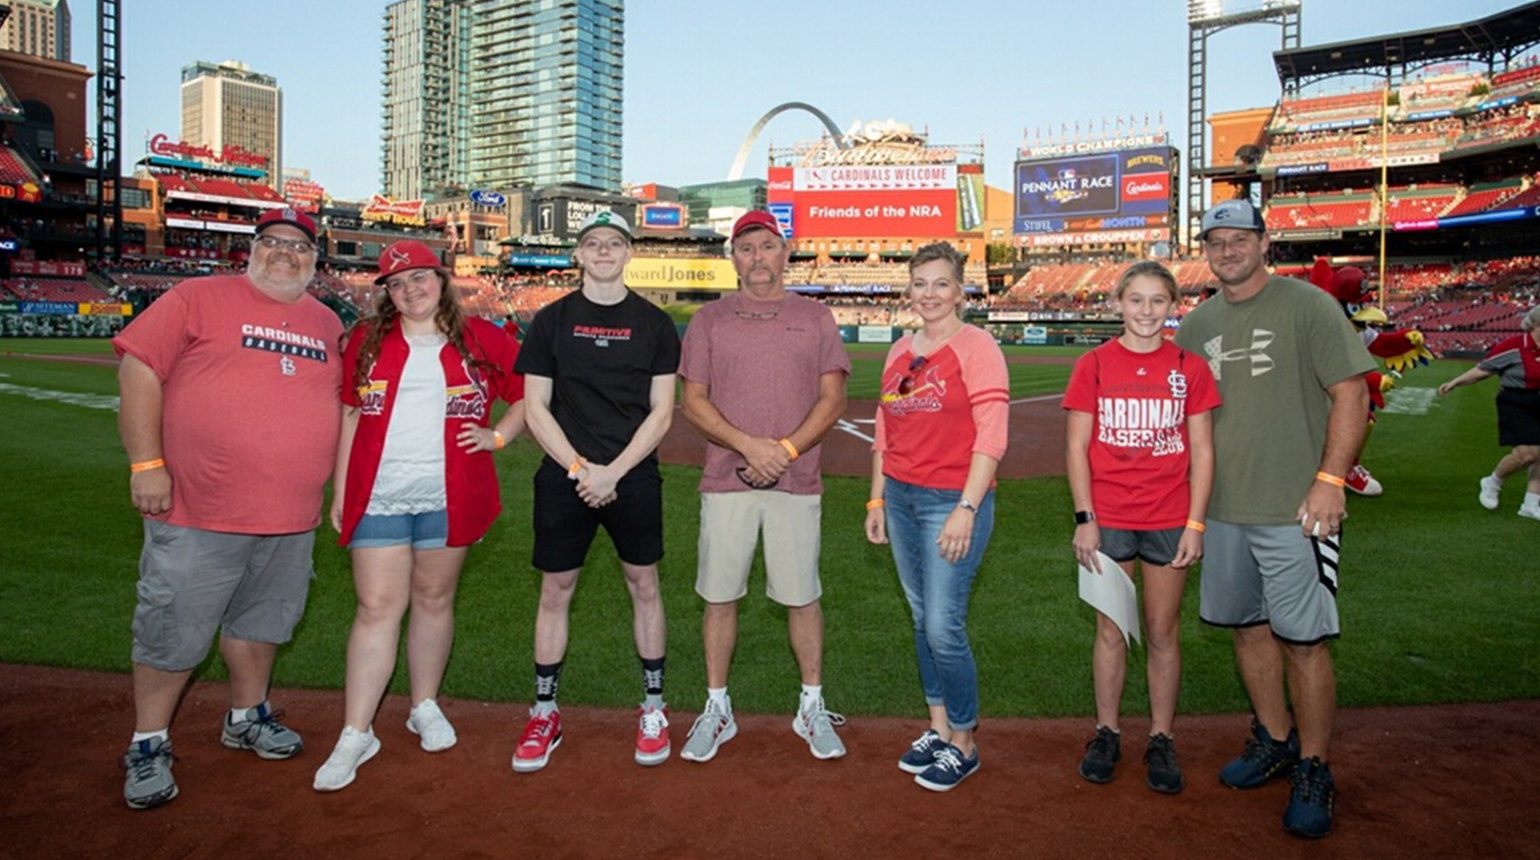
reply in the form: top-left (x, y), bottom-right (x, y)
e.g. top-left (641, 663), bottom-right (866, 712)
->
top-left (1175, 198), bottom-right (1374, 839)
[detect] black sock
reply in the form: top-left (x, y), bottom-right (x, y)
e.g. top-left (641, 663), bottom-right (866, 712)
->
top-left (641, 655), bottom-right (665, 698)
top-left (535, 661), bottom-right (563, 703)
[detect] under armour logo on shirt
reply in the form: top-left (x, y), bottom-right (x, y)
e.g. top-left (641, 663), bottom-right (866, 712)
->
top-left (1203, 330), bottom-right (1274, 380)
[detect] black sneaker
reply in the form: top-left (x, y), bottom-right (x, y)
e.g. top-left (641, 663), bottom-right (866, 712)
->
top-left (1077, 725), bottom-right (1120, 784)
top-left (1283, 757), bottom-right (1335, 838)
top-left (1218, 718), bottom-right (1299, 789)
top-left (1143, 733), bottom-right (1184, 794)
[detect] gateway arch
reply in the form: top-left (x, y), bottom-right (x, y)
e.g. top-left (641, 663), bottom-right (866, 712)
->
top-left (727, 102), bottom-right (848, 180)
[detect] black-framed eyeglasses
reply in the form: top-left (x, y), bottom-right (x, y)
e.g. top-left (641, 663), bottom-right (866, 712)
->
top-left (734, 309), bottom-right (779, 320)
top-left (735, 465), bottom-right (780, 488)
top-left (897, 354), bottom-right (928, 396)
top-left (256, 235), bottom-right (315, 254)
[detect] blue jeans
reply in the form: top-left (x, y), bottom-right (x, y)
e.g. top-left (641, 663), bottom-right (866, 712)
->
top-left (884, 478), bottom-right (994, 731)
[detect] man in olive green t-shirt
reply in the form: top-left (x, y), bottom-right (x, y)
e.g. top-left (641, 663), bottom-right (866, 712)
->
top-left (1175, 200), bottom-right (1373, 840)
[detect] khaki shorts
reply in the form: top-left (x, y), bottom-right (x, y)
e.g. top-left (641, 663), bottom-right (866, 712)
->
top-left (696, 491), bottom-right (822, 606)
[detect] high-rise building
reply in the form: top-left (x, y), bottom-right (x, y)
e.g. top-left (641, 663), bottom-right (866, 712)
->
top-left (381, 0), bottom-right (471, 200)
top-left (180, 60), bottom-right (282, 189)
top-left (0, 0), bottom-right (71, 62)
top-left (381, 0), bottom-right (623, 200)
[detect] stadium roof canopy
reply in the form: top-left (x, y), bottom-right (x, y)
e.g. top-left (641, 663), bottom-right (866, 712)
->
top-left (1273, 1), bottom-right (1540, 87)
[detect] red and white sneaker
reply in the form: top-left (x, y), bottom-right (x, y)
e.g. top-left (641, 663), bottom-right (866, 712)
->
top-left (1344, 464), bottom-right (1382, 496)
top-left (635, 705), bottom-right (670, 766)
top-left (512, 708), bottom-right (562, 773)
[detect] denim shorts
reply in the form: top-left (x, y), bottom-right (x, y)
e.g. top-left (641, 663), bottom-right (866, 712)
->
top-left (350, 509), bottom-right (450, 550)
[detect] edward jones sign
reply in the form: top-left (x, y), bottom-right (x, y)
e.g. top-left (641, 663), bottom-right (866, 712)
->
top-left (624, 258), bottom-right (738, 291)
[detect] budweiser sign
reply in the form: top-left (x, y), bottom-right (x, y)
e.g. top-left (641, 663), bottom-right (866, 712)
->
top-left (148, 133), bottom-right (268, 168)
top-left (362, 194), bottom-right (426, 225)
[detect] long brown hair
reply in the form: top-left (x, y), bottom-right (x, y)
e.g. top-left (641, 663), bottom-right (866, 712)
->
top-left (349, 269), bottom-right (496, 395)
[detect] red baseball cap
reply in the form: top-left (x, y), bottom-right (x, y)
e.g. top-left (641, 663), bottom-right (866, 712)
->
top-left (730, 210), bottom-right (784, 243)
top-left (255, 206), bottom-right (317, 242)
top-left (375, 240), bottom-right (444, 284)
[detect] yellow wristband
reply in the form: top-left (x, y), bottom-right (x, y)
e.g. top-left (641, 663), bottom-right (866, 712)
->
top-left (568, 457), bottom-right (587, 478)
top-left (1185, 519), bottom-right (1206, 533)
top-left (865, 499), bottom-right (885, 511)
top-left (778, 438), bottom-right (800, 461)
top-left (130, 458), bottom-right (165, 473)
top-left (493, 431), bottom-right (505, 450)
top-left (1315, 471), bottom-right (1346, 488)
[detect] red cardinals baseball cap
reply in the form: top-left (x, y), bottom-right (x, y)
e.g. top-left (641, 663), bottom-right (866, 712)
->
top-left (375, 240), bottom-right (444, 284)
top-left (730, 210), bottom-right (784, 243)
top-left (255, 207), bottom-right (317, 242)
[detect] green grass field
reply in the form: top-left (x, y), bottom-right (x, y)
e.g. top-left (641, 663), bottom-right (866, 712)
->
top-left (1, 338), bottom-right (1535, 722)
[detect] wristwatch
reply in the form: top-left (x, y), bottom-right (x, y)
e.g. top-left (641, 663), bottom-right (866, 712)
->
top-left (1074, 510), bottom-right (1095, 525)
top-left (958, 498), bottom-right (977, 513)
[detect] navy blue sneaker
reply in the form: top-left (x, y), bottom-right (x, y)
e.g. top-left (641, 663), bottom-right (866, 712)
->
top-left (1078, 725), bottom-right (1121, 784)
top-left (1143, 733), bottom-right (1184, 794)
top-left (914, 743), bottom-right (979, 792)
top-left (1283, 757), bottom-right (1335, 838)
top-left (898, 729), bottom-right (946, 775)
top-left (1219, 718), bottom-right (1299, 789)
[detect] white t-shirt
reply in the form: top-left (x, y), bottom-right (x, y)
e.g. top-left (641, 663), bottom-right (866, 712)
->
top-left (366, 333), bottom-right (449, 515)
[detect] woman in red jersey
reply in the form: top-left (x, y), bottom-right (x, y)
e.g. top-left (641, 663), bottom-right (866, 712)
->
top-left (314, 241), bottom-right (525, 792)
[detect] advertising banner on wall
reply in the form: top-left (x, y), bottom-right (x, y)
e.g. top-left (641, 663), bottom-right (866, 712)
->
top-left (624, 258), bottom-right (739, 290)
top-left (1014, 147), bottom-right (1174, 235)
top-left (791, 164), bottom-right (957, 238)
top-left (10, 260), bottom-right (87, 277)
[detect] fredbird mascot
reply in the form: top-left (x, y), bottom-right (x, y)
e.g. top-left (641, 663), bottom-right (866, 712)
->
top-left (1310, 258), bottom-right (1434, 496)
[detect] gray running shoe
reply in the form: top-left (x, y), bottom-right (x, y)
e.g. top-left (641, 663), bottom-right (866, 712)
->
top-left (792, 701), bottom-right (847, 760)
top-left (680, 699), bottom-right (737, 763)
top-left (222, 701), bottom-right (304, 760)
top-left (123, 737), bottom-right (178, 810)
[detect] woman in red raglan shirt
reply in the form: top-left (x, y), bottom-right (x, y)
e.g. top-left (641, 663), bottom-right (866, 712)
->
top-left (313, 241), bottom-right (525, 792)
top-left (1062, 261), bottom-right (1220, 795)
top-left (865, 242), bottom-right (1009, 793)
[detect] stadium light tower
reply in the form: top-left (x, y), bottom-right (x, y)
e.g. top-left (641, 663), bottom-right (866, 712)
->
top-left (95, 0), bottom-right (123, 263)
top-left (1187, 0), bottom-right (1300, 247)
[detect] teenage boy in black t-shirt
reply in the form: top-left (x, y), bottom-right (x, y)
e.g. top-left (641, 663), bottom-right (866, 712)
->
top-left (511, 211), bottom-right (681, 772)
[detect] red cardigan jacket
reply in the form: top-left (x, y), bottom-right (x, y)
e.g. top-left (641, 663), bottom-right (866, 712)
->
top-left (338, 317), bottom-right (523, 546)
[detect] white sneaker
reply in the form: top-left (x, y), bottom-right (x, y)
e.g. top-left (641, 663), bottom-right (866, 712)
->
top-left (1479, 476), bottom-right (1502, 510)
top-left (407, 699), bottom-right (458, 752)
top-left (1519, 505), bottom-right (1540, 522)
top-left (313, 727), bottom-right (380, 792)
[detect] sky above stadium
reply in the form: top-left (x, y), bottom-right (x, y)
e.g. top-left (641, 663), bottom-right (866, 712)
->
top-left (68, 0), bottom-right (1528, 202)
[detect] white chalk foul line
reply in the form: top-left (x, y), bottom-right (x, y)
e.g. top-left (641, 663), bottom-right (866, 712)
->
top-left (0, 382), bottom-right (120, 411)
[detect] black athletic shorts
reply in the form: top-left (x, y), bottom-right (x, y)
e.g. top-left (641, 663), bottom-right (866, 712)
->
top-left (1496, 388), bottom-right (1540, 447)
top-left (531, 458), bottom-right (664, 572)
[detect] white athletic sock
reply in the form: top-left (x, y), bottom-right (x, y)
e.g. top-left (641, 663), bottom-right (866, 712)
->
top-left (532, 699), bottom-right (558, 717)
top-left (799, 684), bottom-right (823, 712)
top-left (131, 729), bottom-right (169, 744)
top-left (707, 687), bottom-right (730, 712)
top-left (1524, 492), bottom-right (1539, 508)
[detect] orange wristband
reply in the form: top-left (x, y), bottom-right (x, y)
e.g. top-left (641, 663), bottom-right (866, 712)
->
top-left (1185, 519), bottom-right (1206, 533)
top-left (1315, 471), bottom-right (1346, 488)
top-left (130, 459), bottom-right (165, 473)
top-left (865, 499), bottom-right (885, 511)
top-left (778, 438), bottom-right (800, 461)
top-left (493, 431), bottom-right (505, 450)
top-left (568, 457), bottom-right (587, 478)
